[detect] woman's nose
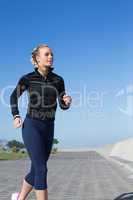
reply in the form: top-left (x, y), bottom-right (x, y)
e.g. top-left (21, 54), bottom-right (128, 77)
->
top-left (49, 54), bottom-right (53, 59)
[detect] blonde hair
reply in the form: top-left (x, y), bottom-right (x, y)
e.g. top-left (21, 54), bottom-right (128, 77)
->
top-left (30, 44), bottom-right (49, 67)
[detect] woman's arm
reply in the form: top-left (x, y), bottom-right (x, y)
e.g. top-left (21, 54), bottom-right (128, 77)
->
top-left (10, 75), bottom-right (29, 118)
top-left (58, 77), bottom-right (71, 110)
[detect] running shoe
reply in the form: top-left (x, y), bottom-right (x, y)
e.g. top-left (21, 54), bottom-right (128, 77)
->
top-left (11, 192), bottom-right (20, 200)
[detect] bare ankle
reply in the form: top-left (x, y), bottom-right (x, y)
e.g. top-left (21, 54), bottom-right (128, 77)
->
top-left (18, 195), bottom-right (25, 200)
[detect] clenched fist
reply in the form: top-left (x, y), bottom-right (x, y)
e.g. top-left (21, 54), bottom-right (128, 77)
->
top-left (13, 117), bottom-right (23, 128)
top-left (62, 94), bottom-right (72, 106)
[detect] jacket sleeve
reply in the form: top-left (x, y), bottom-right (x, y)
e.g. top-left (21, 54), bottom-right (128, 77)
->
top-left (58, 77), bottom-right (70, 110)
top-left (10, 75), bottom-right (29, 117)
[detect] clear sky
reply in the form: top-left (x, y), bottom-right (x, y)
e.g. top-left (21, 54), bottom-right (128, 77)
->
top-left (0, 0), bottom-right (133, 149)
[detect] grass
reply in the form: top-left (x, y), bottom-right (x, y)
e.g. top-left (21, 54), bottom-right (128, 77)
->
top-left (0, 147), bottom-right (58, 160)
top-left (0, 150), bottom-right (28, 160)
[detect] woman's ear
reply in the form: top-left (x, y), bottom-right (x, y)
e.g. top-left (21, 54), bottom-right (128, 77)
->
top-left (36, 55), bottom-right (40, 63)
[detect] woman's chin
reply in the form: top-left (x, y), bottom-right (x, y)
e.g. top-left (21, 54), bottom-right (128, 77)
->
top-left (45, 64), bottom-right (53, 68)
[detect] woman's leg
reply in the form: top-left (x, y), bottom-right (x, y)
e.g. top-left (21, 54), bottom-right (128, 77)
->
top-left (35, 189), bottom-right (48, 200)
top-left (22, 117), bottom-right (50, 200)
top-left (34, 120), bottom-right (54, 200)
top-left (37, 121), bottom-right (54, 200)
top-left (18, 163), bottom-right (35, 200)
top-left (44, 121), bottom-right (54, 162)
top-left (18, 179), bottom-right (33, 200)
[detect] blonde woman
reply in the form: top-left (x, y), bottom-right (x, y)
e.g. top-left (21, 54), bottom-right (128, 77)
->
top-left (10, 44), bottom-right (72, 200)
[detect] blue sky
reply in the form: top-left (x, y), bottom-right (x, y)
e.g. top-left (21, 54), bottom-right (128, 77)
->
top-left (0, 0), bottom-right (133, 149)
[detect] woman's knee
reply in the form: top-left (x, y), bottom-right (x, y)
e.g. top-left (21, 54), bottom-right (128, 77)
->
top-left (34, 163), bottom-right (47, 176)
top-left (25, 172), bottom-right (34, 186)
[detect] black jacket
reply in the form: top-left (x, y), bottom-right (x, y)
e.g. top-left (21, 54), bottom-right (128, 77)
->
top-left (10, 67), bottom-right (70, 121)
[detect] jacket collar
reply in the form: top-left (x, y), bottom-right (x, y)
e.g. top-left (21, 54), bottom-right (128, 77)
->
top-left (34, 67), bottom-right (54, 79)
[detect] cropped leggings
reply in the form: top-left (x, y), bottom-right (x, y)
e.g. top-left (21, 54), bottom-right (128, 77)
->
top-left (22, 115), bottom-right (54, 190)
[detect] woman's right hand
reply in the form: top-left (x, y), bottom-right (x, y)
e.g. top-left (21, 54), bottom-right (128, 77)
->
top-left (13, 117), bottom-right (23, 128)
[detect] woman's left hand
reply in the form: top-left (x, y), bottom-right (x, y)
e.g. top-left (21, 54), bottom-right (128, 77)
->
top-left (62, 94), bottom-right (72, 106)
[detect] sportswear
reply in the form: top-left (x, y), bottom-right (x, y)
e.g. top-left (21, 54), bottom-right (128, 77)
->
top-left (10, 67), bottom-right (70, 121)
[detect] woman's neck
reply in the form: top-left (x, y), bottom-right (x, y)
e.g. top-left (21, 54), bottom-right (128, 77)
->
top-left (37, 67), bottom-right (49, 77)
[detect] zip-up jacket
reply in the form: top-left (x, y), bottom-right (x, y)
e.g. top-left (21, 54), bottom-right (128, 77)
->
top-left (10, 67), bottom-right (70, 121)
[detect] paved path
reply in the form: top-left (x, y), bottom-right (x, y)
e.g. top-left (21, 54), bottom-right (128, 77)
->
top-left (1, 151), bottom-right (133, 200)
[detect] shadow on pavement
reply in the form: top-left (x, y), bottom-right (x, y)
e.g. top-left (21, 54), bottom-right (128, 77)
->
top-left (114, 192), bottom-right (133, 200)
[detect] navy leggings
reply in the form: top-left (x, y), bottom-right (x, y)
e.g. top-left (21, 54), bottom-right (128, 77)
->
top-left (22, 114), bottom-right (54, 190)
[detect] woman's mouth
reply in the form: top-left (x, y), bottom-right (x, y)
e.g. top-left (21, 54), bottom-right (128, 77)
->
top-left (48, 61), bottom-right (52, 63)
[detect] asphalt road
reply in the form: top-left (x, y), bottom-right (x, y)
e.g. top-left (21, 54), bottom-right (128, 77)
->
top-left (0, 151), bottom-right (133, 200)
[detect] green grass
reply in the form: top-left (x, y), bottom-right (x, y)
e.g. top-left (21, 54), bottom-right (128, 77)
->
top-left (0, 150), bottom-right (28, 160)
top-left (0, 147), bottom-right (58, 160)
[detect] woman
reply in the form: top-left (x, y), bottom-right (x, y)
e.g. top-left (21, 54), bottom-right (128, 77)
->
top-left (10, 44), bottom-right (72, 200)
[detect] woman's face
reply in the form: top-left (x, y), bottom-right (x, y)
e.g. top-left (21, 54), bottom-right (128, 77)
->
top-left (37, 47), bottom-right (53, 69)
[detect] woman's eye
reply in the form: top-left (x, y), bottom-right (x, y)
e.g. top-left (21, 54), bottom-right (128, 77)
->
top-left (44, 52), bottom-right (53, 56)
